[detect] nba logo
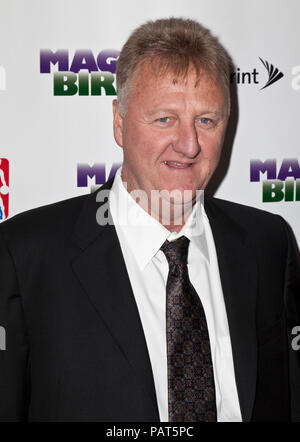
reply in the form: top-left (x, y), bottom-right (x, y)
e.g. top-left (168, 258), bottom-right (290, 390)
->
top-left (0, 159), bottom-right (9, 221)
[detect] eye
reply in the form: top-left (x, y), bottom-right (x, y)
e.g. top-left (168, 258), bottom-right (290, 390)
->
top-left (154, 116), bottom-right (174, 127)
top-left (157, 117), bottom-right (170, 123)
top-left (200, 117), bottom-right (212, 124)
top-left (197, 117), bottom-right (215, 128)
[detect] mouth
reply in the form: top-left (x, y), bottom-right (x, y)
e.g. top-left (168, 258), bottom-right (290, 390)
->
top-left (163, 161), bottom-right (193, 169)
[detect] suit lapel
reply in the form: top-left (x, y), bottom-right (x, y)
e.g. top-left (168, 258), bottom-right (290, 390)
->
top-left (70, 180), bottom-right (257, 422)
top-left (71, 181), bottom-right (159, 420)
top-left (205, 197), bottom-right (258, 422)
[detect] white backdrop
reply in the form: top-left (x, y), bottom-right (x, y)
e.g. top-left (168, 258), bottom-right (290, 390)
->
top-left (0, 0), bottom-right (299, 244)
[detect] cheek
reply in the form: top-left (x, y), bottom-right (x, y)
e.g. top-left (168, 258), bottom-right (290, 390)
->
top-left (125, 127), bottom-right (169, 161)
top-left (199, 134), bottom-right (223, 162)
top-left (122, 131), bottom-right (154, 178)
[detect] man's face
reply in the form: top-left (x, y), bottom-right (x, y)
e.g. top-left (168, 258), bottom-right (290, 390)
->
top-left (113, 62), bottom-right (229, 207)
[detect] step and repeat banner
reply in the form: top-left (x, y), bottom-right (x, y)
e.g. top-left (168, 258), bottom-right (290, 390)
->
top-left (0, 0), bottom-right (299, 244)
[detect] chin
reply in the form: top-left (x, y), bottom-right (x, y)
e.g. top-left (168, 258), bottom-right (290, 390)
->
top-left (158, 187), bottom-right (197, 206)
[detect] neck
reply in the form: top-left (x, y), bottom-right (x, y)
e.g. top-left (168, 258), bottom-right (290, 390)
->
top-left (120, 168), bottom-right (198, 232)
top-left (154, 203), bottom-right (194, 232)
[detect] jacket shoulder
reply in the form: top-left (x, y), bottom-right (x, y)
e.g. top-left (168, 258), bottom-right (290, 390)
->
top-left (205, 195), bottom-right (288, 238)
top-left (0, 193), bottom-right (92, 246)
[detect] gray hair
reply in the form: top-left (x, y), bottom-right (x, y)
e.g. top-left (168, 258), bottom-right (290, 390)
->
top-left (116, 17), bottom-right (232, 115)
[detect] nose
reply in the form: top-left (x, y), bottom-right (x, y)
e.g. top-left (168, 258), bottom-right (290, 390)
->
top-left (172, 121), bottom-right (201, 159)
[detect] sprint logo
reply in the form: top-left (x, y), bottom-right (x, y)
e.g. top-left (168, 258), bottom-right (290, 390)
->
top-left (259, 57), bottom-right (284, 90)
top-left (231, 57), bottom-right (284, 89)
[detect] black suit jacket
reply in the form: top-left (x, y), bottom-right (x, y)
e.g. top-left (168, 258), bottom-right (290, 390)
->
top-left (0, 178), bottom-right (300, 421)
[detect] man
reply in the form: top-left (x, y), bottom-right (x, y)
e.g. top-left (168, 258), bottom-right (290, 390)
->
top-left (0, 18), bottom-right (300, 422)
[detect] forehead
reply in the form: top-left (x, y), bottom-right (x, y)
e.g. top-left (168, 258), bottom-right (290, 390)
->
top-left (127, 61), bottom-right (226, 108)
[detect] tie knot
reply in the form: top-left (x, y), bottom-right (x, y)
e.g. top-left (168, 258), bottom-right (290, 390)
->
top-left (160, 236), bottom-right (190, 266)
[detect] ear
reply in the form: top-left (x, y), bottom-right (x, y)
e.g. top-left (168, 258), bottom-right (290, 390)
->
top-left (113, 99), bottom-right (124, 148)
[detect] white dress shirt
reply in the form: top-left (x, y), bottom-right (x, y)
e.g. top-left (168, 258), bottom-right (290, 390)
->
top-left (109, 167), bottom-right (242, 422)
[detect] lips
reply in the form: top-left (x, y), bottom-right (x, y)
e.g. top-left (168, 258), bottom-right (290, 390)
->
top-left (163, 161), bottom-right (193, 168)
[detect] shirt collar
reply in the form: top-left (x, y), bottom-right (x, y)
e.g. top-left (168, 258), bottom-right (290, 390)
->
top-left (109, 167), bottom-right (209, 270)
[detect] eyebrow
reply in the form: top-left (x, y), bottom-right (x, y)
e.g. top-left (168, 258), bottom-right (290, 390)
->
top-left (146, 108), bottom-right (178, 116)
top-left (197, 110), bottom-right (226, 118)
top-left (147, 108), bottom-right (224, 115)
top-left (146, 108), bottom-right (226, 120)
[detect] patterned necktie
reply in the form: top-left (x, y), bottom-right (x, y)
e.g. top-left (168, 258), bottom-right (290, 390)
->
top-left (160, 236), bottom-right (217, 422)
